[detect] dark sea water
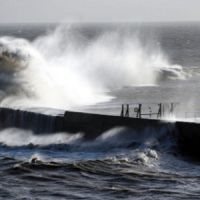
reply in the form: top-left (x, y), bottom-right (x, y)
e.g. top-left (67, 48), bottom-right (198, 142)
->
top-left (0, 22), bottom-right (200, 199)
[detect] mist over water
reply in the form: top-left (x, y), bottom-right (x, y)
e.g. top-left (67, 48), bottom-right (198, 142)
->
top-left (0, 24), bottom-right (187, 109)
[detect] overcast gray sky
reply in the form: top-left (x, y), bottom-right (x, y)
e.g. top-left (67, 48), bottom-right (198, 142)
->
top-left (0, 0), bottom-right (200, 23)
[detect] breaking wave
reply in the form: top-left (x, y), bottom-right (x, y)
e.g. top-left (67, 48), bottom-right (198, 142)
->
top-left (0, 126), bottom-right (177, 169)
top-left (0, 25), bottom-right (187, 109)
top-left (0, 128), bottom-right (83, 146)
top-left (0, 126), bottom-right (175, 154)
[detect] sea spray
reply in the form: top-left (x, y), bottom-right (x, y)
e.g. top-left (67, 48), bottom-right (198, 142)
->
top-left (0, 25), bottom-right (186, 109)
top-left (0, 125), bottom-right (174, 151)
top-left (0, 128), bottom-right (83, 146)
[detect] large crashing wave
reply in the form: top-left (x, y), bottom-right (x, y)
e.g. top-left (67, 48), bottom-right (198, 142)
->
top-left (0, 25), bottom-right (186, 109)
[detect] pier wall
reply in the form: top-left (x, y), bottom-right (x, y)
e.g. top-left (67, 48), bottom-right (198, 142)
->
top-left (0, 107), bottom-right (199, 157)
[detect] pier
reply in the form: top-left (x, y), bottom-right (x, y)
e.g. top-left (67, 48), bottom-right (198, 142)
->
top-left (0, 106), bottom-right (199, 158)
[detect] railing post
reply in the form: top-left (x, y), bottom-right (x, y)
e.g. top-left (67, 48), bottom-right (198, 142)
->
top-left (125, 104), bottom-right (129, 117)
top-left (157, 103), bottom-right (162, 119)
top-left (138, 104), bottom-right (142, 118)
top-left (120, 104), bottom-right (124, 117)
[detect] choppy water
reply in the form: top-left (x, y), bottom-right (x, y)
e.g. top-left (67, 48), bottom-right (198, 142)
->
top-left (0, 22), bottom-right (200, 199)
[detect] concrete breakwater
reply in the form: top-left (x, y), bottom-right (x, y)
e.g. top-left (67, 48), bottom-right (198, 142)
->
top-left (0, 107), bottom-right (199, 157)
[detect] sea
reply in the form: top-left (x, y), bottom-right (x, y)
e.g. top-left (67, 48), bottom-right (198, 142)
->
top-left (0, 22), bottom-right (200, 199)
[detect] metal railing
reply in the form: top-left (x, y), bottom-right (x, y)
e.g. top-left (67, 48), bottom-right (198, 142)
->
top-left (120, 102), bottom-right (178, 119)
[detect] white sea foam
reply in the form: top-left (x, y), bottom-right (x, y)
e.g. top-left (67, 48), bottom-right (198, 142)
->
top-left (0, 128), bottom-right (83, 146)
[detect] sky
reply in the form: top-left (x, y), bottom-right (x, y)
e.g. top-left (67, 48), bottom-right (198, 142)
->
top-left (0, 0), bottom-right (200, 23)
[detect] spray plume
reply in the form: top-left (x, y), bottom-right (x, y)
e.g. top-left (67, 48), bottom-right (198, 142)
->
top-left (0, 25), bottom-right (186, 109)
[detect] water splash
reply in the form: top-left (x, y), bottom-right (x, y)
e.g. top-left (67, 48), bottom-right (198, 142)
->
top-left (0, 126), bottom-right (174, 151)
top-left (0, 128), bottom-right (83, 146)
top-left (0, 25), bottom-right (187, 109)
